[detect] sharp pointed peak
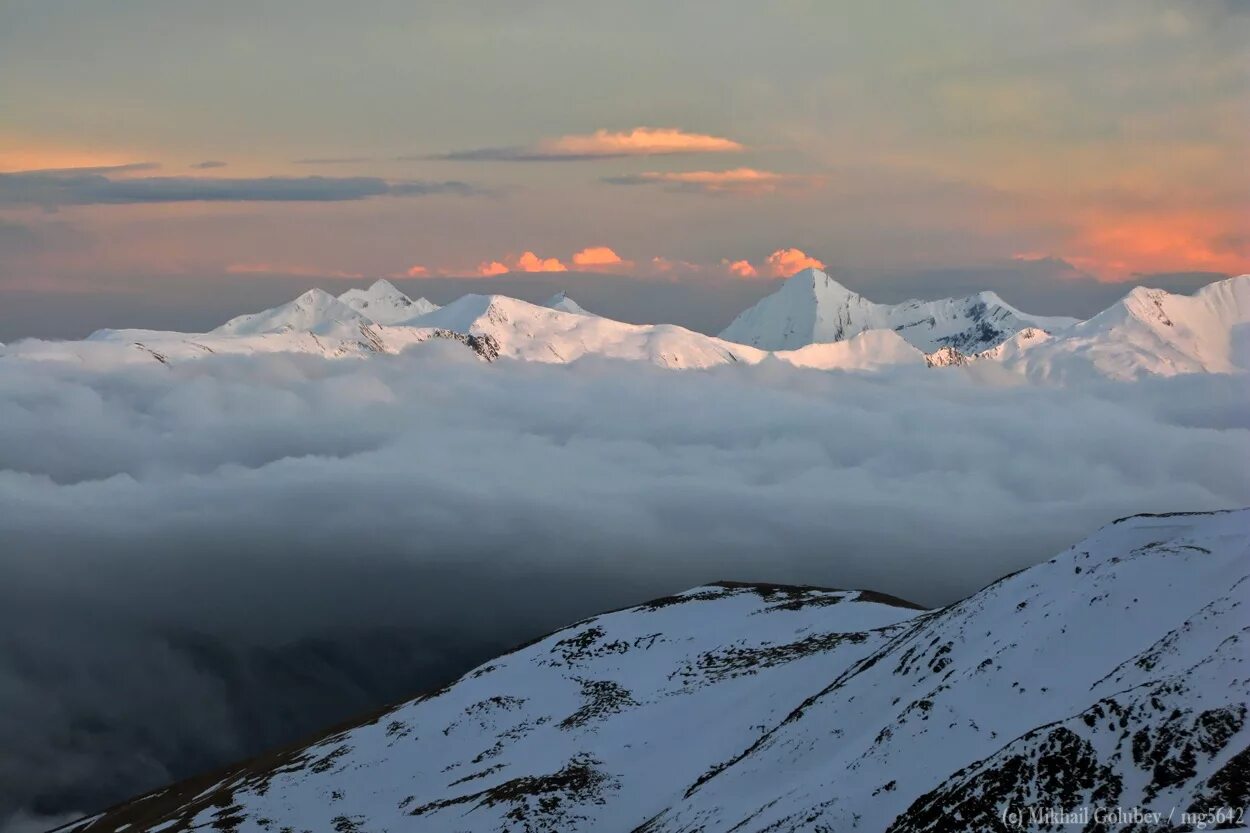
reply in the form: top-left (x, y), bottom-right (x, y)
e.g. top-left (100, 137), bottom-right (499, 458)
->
top-left (779, 267), bottom-right (858, 300)
top-left (294, 287), bottom-right (339, 304)
top-left (543, 291), bottom-right (590, 315)
top-left (368, 278), bottom-right (402, 293)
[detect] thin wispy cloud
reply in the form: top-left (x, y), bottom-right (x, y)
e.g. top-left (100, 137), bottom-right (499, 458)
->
top-left (431, 127), bottom-right (744, 161)
top-left (1, 162), bottom-right (160, 176)
top-left (0, 171), bottom-right (479, 207)
top-left (291, 157), bottom-right (376, 165)
top-left (190, 160), bottom-right (227, 169)
top-left (603, 168), bottom-right (811, 194)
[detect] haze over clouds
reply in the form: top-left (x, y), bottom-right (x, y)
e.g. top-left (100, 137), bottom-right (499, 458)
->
top-left (1, 344), bottom-right (1247, 829)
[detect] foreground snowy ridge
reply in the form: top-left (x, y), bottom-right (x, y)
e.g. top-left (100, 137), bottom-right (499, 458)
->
top-left (4, 273), bottom-right (1247, 380)
top-left (59, 509), bottom-right (1250, 833)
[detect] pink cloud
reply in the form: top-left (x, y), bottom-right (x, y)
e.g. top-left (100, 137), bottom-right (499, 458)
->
top-left (611, 168), bottom-right (805, 194)
top-left (723, 258), bottom-right (759, 278)
top-left (571, 246), bottom-right (633, 271)
top-left (515, 251), bottom-right (568, 272)
top-left (476, 260), bottom-right (510, 277)
top-left (543, 127), bottom-right (743, 158)
top-left (405, 265), bottom-right (430, 277)
top-left (765, 248), bottom-right (825, 277)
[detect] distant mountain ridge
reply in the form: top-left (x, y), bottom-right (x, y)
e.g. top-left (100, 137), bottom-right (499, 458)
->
top-left (4, 274), bottom-right (1247, 381)
top-left (718, 268), bottom-right (1079, 353)
top-left (57, 509), bottom-right (1250, 833)
top-left (338, 279), bottom-right (440, 323)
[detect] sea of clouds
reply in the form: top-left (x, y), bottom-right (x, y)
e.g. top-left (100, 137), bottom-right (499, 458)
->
top-left (1, 341), bottom-right (1247, 830)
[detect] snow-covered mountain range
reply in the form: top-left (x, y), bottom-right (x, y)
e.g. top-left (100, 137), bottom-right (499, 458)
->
top-left (3, 272), bottom-right (1246, 381)
top-left (58, 509), bottom-right (1250, 833)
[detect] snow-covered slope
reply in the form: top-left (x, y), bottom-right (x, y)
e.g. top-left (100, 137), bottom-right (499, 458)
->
top-left (987, 274), bottom-right (1250, 381)
top-left (719, 268), bottom-right (1078, 353)
top-left (5, 310), bottom-right (496, 366)
top-left (775, 329), bottom-right (926, 371)
top-left (338, 279), bottom-right (439, 324)
top-left (212, 289), bottom-right (366, 337)
top-left (61, 509), bottom-right (1250, 833)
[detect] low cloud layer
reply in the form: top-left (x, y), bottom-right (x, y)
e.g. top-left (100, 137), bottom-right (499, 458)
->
top-left (0, 347), bottom-right (1247, 829)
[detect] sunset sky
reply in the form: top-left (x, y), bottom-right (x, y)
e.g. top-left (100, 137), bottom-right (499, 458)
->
top-left (1, 0), bottom-right (1246, 338)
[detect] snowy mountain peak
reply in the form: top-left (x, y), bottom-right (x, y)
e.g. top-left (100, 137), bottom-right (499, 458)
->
top-left (213, 288), bottom-right (364, 336)
top-left (367, 277), bottom-right (402, 295)
top-left (719, 270), bottom-right (1076, 353)
top-left (994, 274), bottom-right (1250, 380)
top-left (543, 291), bottom-right (591, 316)
top-left (789, 267), bottom-right (860, 298)
top-left (339, 279), bottom-right (439, 324)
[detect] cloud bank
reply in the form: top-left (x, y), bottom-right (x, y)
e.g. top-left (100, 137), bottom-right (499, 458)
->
top-left (0, 346), bottom-right (1246, 829)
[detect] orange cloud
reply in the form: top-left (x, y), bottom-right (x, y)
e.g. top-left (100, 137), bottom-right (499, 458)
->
top-left (1065, 211), bottom-right (1249, 280)
top-left (609, 168), bottom-right (802, 194)
top-left (723, 258), bottom-right (759, 278)
top-left (765, 248), bottom-right (826, 277)
top-left (470, 251), bottom-right (571, 276)
top-left (570, 245), bottom-right (633, 272)
top-left (571, 246), bottom-right (623, 267)
top-left (542, 127), bottom-right (743, 158)
top-left (515, 251), bottom-right (568, 272)
top-left (476, 260), bottom-right (510, 277)
top-left (405, 264), bottom-right (430, 277)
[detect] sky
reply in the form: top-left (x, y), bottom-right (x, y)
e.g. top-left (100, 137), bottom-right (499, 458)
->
top-left (0, 0), bottom-right (1247, 338)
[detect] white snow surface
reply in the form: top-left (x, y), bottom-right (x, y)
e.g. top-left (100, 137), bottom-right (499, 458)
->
top-left (61, 510), bottom-right (1250, 833)
top-left (3, 274), bottom-right (1247, 381)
